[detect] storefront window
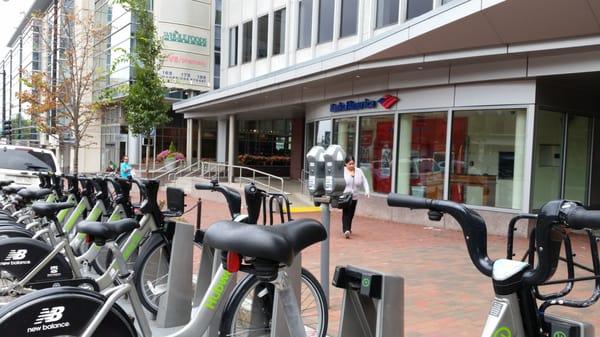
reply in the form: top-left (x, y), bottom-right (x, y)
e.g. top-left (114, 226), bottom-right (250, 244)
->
top-left (238, 120), bottom-right (292, 175)
top-left (450, 109), bottom-right (526, 209)
top-left (358, 115), bottom-right (394, 194)
top-left (333, 118), bottom-right (356, 158)
top-left (396, 112), bottom-right (446, 199)
top-left (316, 120), bottom-right (332, 147)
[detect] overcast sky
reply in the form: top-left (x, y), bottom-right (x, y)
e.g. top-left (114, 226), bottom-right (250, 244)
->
top-left (0, 0), bottom-right (35, 59)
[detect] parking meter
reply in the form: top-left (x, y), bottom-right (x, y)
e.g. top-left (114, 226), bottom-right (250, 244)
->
top-left (306, 146), bottom-right (326, 197)
top-left (323, 145), bottom-right (346, 198)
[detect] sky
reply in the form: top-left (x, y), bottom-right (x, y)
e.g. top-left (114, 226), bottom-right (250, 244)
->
top-left (0, 0), bottom-right (35, 59)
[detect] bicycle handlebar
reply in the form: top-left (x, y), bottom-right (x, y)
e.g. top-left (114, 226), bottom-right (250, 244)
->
top-left (561, 203), bottom-right (600, 230)
top-left (194, 182), bottom-right (242, 218)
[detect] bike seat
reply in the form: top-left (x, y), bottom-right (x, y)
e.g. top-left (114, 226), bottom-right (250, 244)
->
top-left (204, 218), bottom-right (327, 266)
top-left (0, 180), bottom-right (14, 187)
top-left (77, 219), bottom-right (139, 243)
top-left (2, 185), bottom-right (25, 194)
top-left (17, 188), bottom-right (53, 200)
top-left (32, 202), bottom-right (75, 218)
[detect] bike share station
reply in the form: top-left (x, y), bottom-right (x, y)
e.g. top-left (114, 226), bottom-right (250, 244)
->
top-left (306, 144), bottom-right (404, 337)
top-left (150, 181), bottom-right (304, 337)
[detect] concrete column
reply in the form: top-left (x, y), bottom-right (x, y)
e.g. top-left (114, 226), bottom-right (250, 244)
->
top-left (512, 110), bottom-right (526, 209)
top-left (290, 118), bottom-right (305, 180)
top-left (217, 119), bottom-right (228, 163)
top-left (128, 132), bottom-right (140, 165)
top-left (397, 115), bottom-right (412, 195)
top-left (338, 120), bottom-right (348, 151)
top-left (228, 115), bottom-right (236, 183)
top-left (186, 119), bottom-right (193, 166)
top-left (196, 119), bottom-right (202, 161)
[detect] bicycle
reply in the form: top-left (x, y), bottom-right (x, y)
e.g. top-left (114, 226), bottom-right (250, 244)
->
top-left (0, 213), bottom-right (327, 337)
top-left (387, 194), bottom-right (600, 337)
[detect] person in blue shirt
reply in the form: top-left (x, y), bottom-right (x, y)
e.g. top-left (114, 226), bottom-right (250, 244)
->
top-left (120, 155), bottom-right (133, 178)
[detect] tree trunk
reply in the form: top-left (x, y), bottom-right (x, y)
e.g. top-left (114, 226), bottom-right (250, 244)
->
top-left (73, 139), bottom-right (80, 174)
top-left (145, 137), bottom-right (150, 175)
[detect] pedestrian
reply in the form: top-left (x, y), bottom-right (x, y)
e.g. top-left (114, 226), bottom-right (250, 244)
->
top-left (120, 155), bottom-right (133, 179)
top-left (342, 155), bottom-right (370, 239)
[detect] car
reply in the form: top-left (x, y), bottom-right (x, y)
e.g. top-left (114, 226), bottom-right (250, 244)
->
top-left (0, 145), bottom-right (61, 186)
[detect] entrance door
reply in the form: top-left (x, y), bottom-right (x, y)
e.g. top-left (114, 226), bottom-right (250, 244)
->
top-left (531, 110), bottom-right (593, 210)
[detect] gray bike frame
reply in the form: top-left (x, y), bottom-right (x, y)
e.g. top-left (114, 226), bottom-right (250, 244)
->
top-left (80, 242), bottom-right (308, 337)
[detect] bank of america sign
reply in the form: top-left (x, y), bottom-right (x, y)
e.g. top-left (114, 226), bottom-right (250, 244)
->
top-left (330, 95), bottom-right (399, 113)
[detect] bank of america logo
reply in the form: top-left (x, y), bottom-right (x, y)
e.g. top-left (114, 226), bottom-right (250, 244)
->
top-left (378, 95), bottom-right (399, 109)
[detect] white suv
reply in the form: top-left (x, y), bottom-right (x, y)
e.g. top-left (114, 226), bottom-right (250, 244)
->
top-left (0, 145), bottom-right (61, 186)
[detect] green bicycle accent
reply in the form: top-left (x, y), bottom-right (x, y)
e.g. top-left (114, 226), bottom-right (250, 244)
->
top-left (123, 232), bottom-right (143, 260)
top-left (63, 202), bottom-right (87, 233)
top-left (362, 277), bottom-right (371, 288)
top-left (56, 195), bottom-right (76, 223)
top-left (553, 332), bottom-right (567, 337)
top-left (493, 326), bottom-right (512, 337)
top-left (205, 270), bottom-right (233, 310)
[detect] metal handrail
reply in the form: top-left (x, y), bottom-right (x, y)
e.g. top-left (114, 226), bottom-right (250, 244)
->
top-left (153, 159), bottom-right (184, 180)
top-left (171, 160), bottom-right (285, 193)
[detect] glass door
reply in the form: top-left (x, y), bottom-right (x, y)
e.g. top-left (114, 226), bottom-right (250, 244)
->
top-left (531, 110), bottom-right (592, 210)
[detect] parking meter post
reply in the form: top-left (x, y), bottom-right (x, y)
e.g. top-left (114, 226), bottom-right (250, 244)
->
top-left (320, 202), bottom-right (330, 301)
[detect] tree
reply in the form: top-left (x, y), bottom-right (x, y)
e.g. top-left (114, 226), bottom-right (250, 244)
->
top-left (112, 0), bottom-right (170, 174)
top-left (19, 4), bottom-right (107, 173)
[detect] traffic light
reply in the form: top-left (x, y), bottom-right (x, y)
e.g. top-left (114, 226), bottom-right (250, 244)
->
top-left (2, 120), bottom-right (12, 137)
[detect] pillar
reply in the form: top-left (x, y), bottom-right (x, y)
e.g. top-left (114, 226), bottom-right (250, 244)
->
top-left (397, 115), bottom-right (412, 195)
top-left (290, 118), bottom-right (305, 180)
top-left (512, 110), bottom-right (526, 209)
top-left (196, 119), bottom-right (202, 162)
top-left (228, 114), bottom-right (235, 183)
top-left (217, 119), bottom-right (227, 163)
top-left (128, 132), bottom-right (140, 165)
top-left (186, 119), bottom-right (193, 166)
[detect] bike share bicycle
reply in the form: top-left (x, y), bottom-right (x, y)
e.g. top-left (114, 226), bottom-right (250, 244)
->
top-left (0, 183), bottom-right (328, 337)
top-left (193, 180), bottom-right (328, 337)
top-left (387, 194), bottom-right (600, 337)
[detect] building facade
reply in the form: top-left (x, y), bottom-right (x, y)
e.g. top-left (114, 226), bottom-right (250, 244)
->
top-left (2, 0), bottom-right (217, 173)
top-left (175, 0), bottom-right (600, 234)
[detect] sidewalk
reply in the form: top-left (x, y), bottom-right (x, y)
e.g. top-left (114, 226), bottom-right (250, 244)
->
top-left (175, 193), bottom-right (600, 337)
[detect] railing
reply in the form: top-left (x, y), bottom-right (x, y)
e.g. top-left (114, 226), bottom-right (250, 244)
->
top-left (169, 160), bottom-right (285, 193)
top-left (149, 159), bottom-right (185, 181)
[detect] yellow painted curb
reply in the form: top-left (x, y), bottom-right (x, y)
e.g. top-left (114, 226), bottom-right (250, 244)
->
top-left (289, 206), bottom-right (321, 213)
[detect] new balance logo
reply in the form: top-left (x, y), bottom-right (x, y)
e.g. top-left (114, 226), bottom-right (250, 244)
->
top-left (34, 307), bottom-right (65, 325)
top-left (4, 249), bottom-right (27, 261)
top-left (27, 306), bottom-right (71, 333)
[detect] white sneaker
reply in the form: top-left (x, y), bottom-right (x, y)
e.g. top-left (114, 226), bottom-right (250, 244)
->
top-left (344, 230), bottom-right (350, 239)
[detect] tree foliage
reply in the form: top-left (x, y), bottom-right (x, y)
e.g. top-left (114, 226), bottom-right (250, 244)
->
top-left (19, 5), bottom-right (107, 173)
top-left (111, 0), bottom-right (170, 136)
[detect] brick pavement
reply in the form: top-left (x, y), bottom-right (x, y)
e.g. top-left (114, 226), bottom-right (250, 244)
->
top-left (170, 192), bottom-right (600, 337)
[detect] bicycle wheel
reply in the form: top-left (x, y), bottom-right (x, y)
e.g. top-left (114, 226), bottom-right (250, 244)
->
top-left (219, 268), bottom-right (328, 337)
top-left (133, 235), bottom-right (203, 315)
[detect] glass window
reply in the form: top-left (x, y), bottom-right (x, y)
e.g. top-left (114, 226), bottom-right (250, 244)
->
top-left (273, 8), bottom-right (286, 55)
top-left (0, 148), bottom-right (56, 172)
top-left (340, 0), bottom-right (358, 38)
top-left (229, 26), bottom-right (238, 66)
top-left (450, 109), bottom-right (526, 209)
top-left (316, 120), bottom-right (332, 147)
top-left (564, 115), bottom-right (591, 203)
top-left (242, 21), bottom-right (252, 63)
top-left (238, 120), bottom-right (292, 171)
top-left (318, 0), bottom-right (334, 43)
top-left (333, 118), bottom-right (356, 158)
top-left (406, 0), bottom-right (432, 20)
top-left (397, 112), bottom-right (446, 199)
top-left (297, 0), bottom-right (313, 49)
top-left (376, 0), bottom-right (399, 28)
top-left (306, 121), bottom-right (315, 150)
top-left (257, 15), bottom-right (268, 59)
top-left (358, 115), bottom-right (395, 194)
top-left (531, 110), bottom-right (564, 209)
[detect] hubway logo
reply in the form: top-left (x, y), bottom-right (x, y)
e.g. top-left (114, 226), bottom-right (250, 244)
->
top-left (330, 95), bottom-right (399, 113)
top-left (28, 306), bottom-right (70, 333)
top-left (0, 249), bottom-right (31, 266)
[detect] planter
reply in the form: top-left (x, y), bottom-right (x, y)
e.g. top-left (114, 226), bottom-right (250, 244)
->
top-left (164, 158), bottom-right (178, 170)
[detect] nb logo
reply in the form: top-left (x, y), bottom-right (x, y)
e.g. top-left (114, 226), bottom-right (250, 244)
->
top-left (34, 306), bottom-right (65, 325)
top-left (4, 249), bottom-right (27, 261)
top-left (50, 265), bottom-right (59, 274)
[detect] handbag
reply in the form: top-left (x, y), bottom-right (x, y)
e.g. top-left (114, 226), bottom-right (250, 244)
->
top-left (336, 192), bottom-right (353, 208)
